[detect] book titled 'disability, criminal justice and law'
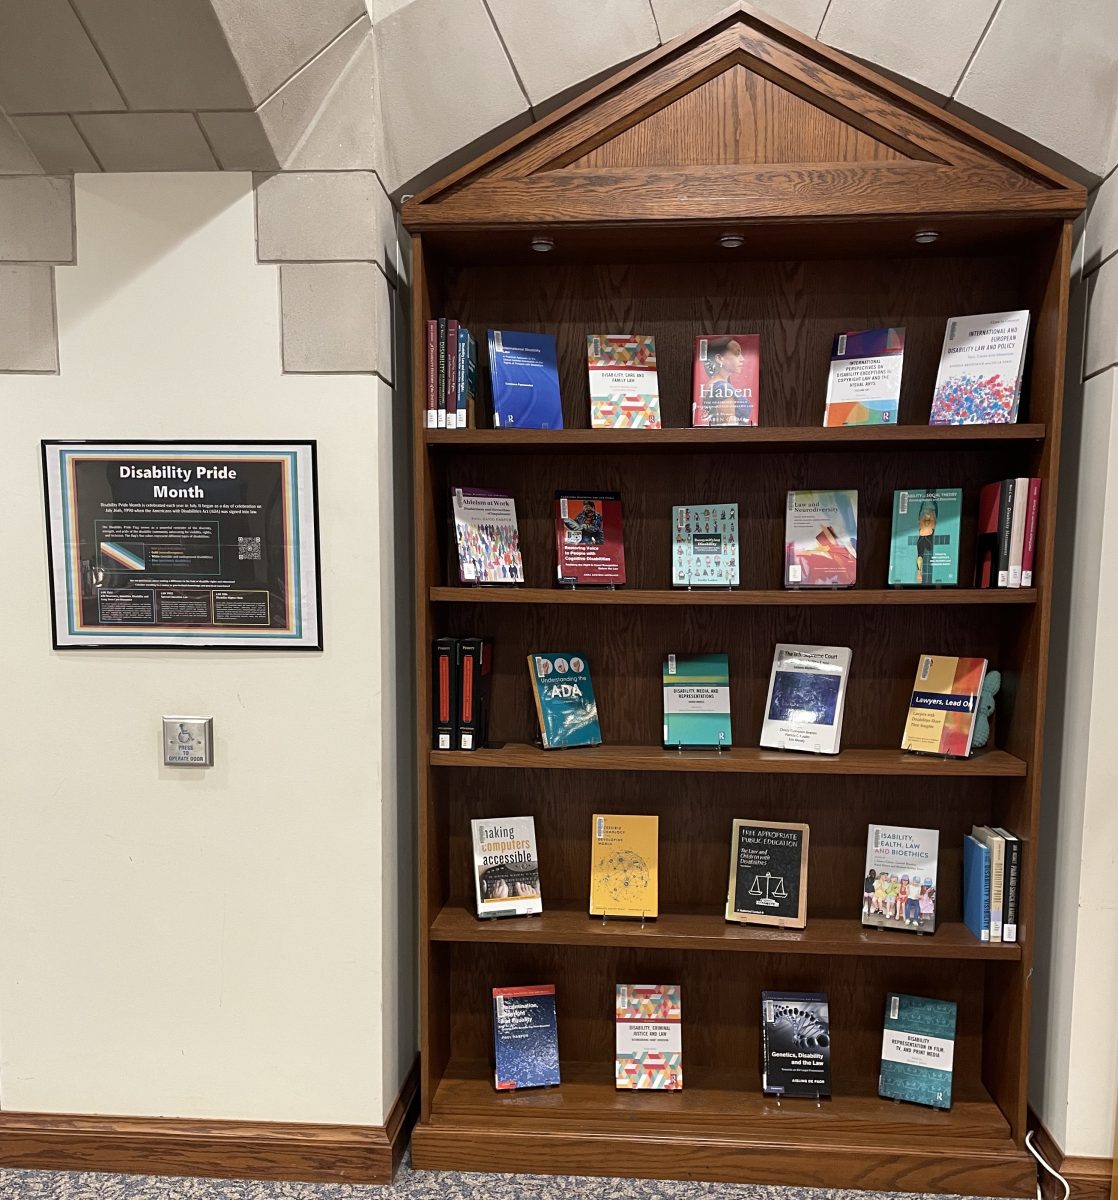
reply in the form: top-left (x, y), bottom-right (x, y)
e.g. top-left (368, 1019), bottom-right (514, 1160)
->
top-left (615, 984), bottom-right (682, 1090)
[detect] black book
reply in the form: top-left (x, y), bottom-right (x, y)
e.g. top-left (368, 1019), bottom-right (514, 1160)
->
top-left (456, 637), bottom-right (493, 751)
top-left (436, 317), bottom-right (448, 429)
top-left (993, 827), bottom-right (1021, 943)
top-left (433, 637), bottom-right (457, 750)
top-left (996, 477), bottom-right (1015, 588)
top-left (761, 991), bottom-right (831, 1098)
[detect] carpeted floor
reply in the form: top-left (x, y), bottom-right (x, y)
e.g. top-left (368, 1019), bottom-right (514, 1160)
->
top-left (0, 1151), bottom-right (1012, 1199)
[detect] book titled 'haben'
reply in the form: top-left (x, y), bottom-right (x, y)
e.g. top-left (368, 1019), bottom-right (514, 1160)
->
top-left (590, 813), bottom-right (658, 918)
top-left (587, 334), bottom-right (661, 429)
top-left (554, 491), bottom-right (626, 586)
top-left (902, 654), bottom-right (987, 758)
top-left (615, 984), bottom-right (682, 1090)
top-left (879, 993), bottom-right (957, 1110)
top-left (662, 653), bottom-right (731, 749)
top-left (471, 816), bottom-right (541, 919)
top-left (492, 984), bottom-right (560, 1090)
top-left (528, 652), bottom-right (601, 749)
top-left (691, 334), bottom-right (760, 426)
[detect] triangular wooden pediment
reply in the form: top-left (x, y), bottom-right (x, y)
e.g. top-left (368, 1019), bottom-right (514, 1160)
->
top-left (404, 3), bottom-right (1084, 229)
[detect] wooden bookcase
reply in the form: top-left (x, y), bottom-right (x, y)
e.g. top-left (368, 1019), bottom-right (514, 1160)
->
top-left (402, 7), bottom-right (1085, 1194)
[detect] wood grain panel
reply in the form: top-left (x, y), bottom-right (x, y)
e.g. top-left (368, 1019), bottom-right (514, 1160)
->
top-left (432, 586), bottom-right (1037, 606)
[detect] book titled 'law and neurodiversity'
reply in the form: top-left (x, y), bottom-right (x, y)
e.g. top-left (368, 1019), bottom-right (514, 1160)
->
top-left (889, 488), bottom-right (962, 586)
top-left (488, 329), bottom-right (563, 429)
top-left (879, 993), bottom-right (957, 1110)
top-left (824, 327), bottom-right (905, 426)
top-left (785, 490), bottom-right (858, 588)
top-left (528, 653), bottom-right (601, 749)
top-left (492, 984), bottom-right (560, 1090)
top-left (662, 653), bottom-right (731, 749)
top-left (691, 334), bottom-right (760, 427)
top-left (902, 654), bottom-right (987, 758)
top-left (672, 503), bottom-right (739, 587)
top-left (587, 334), bottom-right (661, 429)
top-left (615, 984), bottom-right (682, 1090)
top-left (471, 816), bottom-right (541, 919)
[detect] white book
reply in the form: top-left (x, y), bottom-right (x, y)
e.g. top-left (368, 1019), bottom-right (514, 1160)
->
top-left (972, 826), bottom-right (1005, 942)
top-left (471, 817), bottom-right (542, 918)
top-left (1007, 475), bottom-right (1029, 588)
top-left (929, 310), bottom-right (1030, 425)
top-left (452, 487), bottom-right (523, 584)
top-left (863, 824), bottom-right (939, 935)
top-left (760, 644), bottom-right (851, 755)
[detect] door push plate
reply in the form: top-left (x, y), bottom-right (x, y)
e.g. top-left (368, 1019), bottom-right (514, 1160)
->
top-left (163, 716), bottom-right (214, 767)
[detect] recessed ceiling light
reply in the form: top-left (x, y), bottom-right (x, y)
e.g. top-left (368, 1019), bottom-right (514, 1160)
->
top-left (914, 229), bottom-right (940, 244)
top-left (719, 233), bottom-right (745, 249)
top-left (530, 236), bottom-right (555, 252)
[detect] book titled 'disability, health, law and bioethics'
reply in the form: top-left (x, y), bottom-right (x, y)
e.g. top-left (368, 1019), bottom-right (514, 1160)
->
top-left (590, 813), bottom-right (658, 918)
top-left (691, 334), bottom-right (760, 427)
top-left (492, 984), bottom-right (560, 1091)
top-left (784, 490), bottom-right (858, 587)
top-left (726, 819), bottom-right (809, 928)
top-left (879, 993), bottom-right (957, 1110)
top-left (760, 644), bottom-right (851, 755)
top-left (761, 991), bottom-right (831, 1098)
top-left (888, 488), bottom-right (962, 586)
top-left (452, 487), bottom-right (523, 584)
top-left (554, 491), bottom-right (626, 586)
top-left (929, 310), bottom-right (1030, 425)
top-left (862, 824), bottom-right (939, 934)
top-left (823, 326), bottom-right (905, 427)
top-left (587, 334), bottom-right (661, 429)
top-left (527, 653), bottom-right (601, 750)
top-left (662, 653), bottom-right (731, 749)
top-left (488, 329), bottom-right (563, 430)
top-left (902, 654), bottom-right (987, 759)
top-left (615, 984), bottom-right (682, 1090)
top-left (471, 816), bottom-right (541, 919)
top-left (671, 503), bottom-right (739, 587)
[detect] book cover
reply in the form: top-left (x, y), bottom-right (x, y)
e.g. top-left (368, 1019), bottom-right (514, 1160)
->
top-left (472, 816), bottom-right (542, 918)
top-left (879, 993), bottom-right (957, 1110)
top-left (1021, 479), bottom-right (1041, 587)
top-left (823, 327), bottom-right (905, 427)
top-left (488, 329), bottom-right (563, 430)
top-left (902, 654), bottom-right (987, 758)
top-left (760, 643), bottom-right (851, 755)
top-left (971, 825), bottom-right (1004, 941)
top-left (452, 487), bottom-right (524, 585)
top-left (432, 636), bottom-right (457, 750)
top-left (587, 334), bottom-right (661, 429)
top-left (726, 819), bottom-right (809, 928)
top-left (555, 491), bottom-right (626, 586)
top-left (615, 984), bottom-right (682, 1090)
top-left (589, 813), bottom-right (658, 918)
top-left (888, 488), bottom-right (962, 586)
top-left (492, 984), bottom-right (560, 1090)
top-left (528, 653), bottom-right (602, 750)
top-left (662, 653), bottom-right (731, 749)
top-left (962, 833), bottom-right (991, 942)
top-left (691, 334), bottom-right (760, 427)
top-left (993, 827), bottom-right (1021, 942)
top-left (862, 824), bottom-right (939, 934)
top-left (784, 490), bottom-right (858, 587)
top-left (456, 637), bottom-right (492, 751)
top-left (672, 504), bottom-right (739, 587)
top-left (929, 310), bottom-right (1030, 425)
top-left (761, 991), bottom-right (831, 1098)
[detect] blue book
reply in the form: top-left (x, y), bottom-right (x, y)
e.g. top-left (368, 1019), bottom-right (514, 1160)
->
top-left (962, 833), bottom-right (990, 942)
top-left (493, 984), bottom-right (560, 1090)
top-left (879, 993), bottom-right (957, 1109)
top-left (528, 653), bottom-right (601, 750)
top-left (488, 329), bottom-right (563, 429)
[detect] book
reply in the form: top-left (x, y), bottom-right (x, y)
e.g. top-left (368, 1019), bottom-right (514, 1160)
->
top-left (761, 991), bottom-right (831, 1098)
top-left (671, 504), bottom-right (739, 587)
top-left (992, 826), bottom-right (1021, 942)
top-left (436, 317), bottom-right (448, 428)
top-left (615, 984), bottom-right (682, 1090)
top-left (971, 825), bottom-right (1005, 941)
top-left (1007, 474), bottom-right (1029, 587)
top-left (425, 319), bottom-right (438, 429)
top-left (432, 636), bottom-right (457, 750)
top-left (879, 993), bottom-right (957, 1110)
top-left (962, 832), bottom-right (991, 942)
top-left (589, 813), bottom-right (658, 918)
top-left (472, 816), bottom-right (542, 918)
top-left (888, 488), bottom-right (962, 586)
top-left (862, 824), bottom-right (938, 934)
top-left (784, 490), bottom-right (857, 588)
top-left (528, 653), bottom-right (601, 750)
top-left (760, 643), bottom-right (851, 755)
top-left (823, 327), bottom-right (905, 426)
top-left (456, 637), bottom-right (492, 751)
top-left (691, 334), bottom-right (760, 427)
top-left (726, 819), bottom-right (809, 928)
top-left (929, 310), bottom-right (1030, 425)
top-left (587, 334), bottom-right (661, 429)
top-left (1021, 479), bottom-right (1041, 587)
top-left (902, 654), bottom-right (987, 758)
top-left (454, 325), bottom-right (472, 429)
top-left (465, 330), bottom-right (479, 428)
top-left (488, 329), bottom-right (563, 429)
top-left (492, 984), bottom-right (560, 1090)
top-left (974, 481), bottom-right (1007, 588)
top-left (662, 653), bottom-right (731, 749)
top-left (446, 318), bottom-right (459, 430)
top-left (452, 487), bottom-right (523, 584)
top-left (554, 491), bottom-right (626, 586)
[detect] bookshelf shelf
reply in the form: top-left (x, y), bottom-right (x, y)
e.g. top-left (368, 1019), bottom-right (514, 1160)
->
top-left (430, 903), bottom-right (1022, 960)
top-left (430, 743), bottom-right (1027, 777)
top-left (431, 586), bottom-right (1038, 607)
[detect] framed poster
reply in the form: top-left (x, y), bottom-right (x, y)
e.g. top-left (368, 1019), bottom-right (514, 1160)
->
top-left (725, 818), bottom-right (810, 928)
top-left (42, 440), bottom-right (321, 650)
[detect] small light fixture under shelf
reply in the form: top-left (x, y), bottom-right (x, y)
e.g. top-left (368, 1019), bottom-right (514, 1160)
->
top-left (530, 235), bottom-right (555, 253)
top-left (914, 229), bottom-right (940, 244)
top-left (719, 232), bottom-right (745, 249)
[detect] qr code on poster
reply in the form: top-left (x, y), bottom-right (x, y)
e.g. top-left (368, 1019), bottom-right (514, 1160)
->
top-left (238, 536), bottom-right (261, 561)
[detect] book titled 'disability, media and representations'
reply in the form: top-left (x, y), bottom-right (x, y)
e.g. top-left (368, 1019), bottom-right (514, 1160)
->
top-left (492, 984), bottom-right (560, 1091)
top-left (760, 644), bottom-right (851, 755)
top-left (761, 991), bottom-right (831, 1098)
top-left (554, 491), bottom-right (625, 586)
top-left (691, 334), bottom-right (760, 426)
top-left (785, 490), bottom-right (858, 588)
top-left (528, 653), bottom-right (601, 750)
top-left (587, 334), bottom-right (661, 429)
top-left (726, 819), bottom-right (809, 929)
top-left (824, 327), bottom-right (905, 427)
top-left (862, 824), bottom-right (939, 934)
top-left (888, 488), bottom-right (962, 586)
top-left (879, 993), bottom-right (957, 1110)
top-left (662, 653), bottom-right (731, 749)
top-left (590, 814), bottom-right (658, 918)
top-left (471, 817), bottom-right (541, 919)
top-left (488, 329), bottom-right (563, 429)
top-left (452, 488), bottom-right (523, 584)
top-left (672, 504), bottom-right (739, 587)
top-left (615, 985), bottom-right (682, 1091)
top-left (929, 310), bottom-right (1030, 425)
top-left (902, 654), bottom-right (987, 759)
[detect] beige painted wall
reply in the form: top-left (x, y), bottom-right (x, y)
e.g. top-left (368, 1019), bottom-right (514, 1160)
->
top-left (0, 172), bottom-right (414, 1124)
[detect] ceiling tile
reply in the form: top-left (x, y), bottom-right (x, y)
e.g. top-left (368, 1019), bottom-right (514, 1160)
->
top-left (652, 0), bottom-right (830, 43)
top-left (12, 115), bottom-right (101, 173)
top-left (74, 113), bottom-right (218, 171)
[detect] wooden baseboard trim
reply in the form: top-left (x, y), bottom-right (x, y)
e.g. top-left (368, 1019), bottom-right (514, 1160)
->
top-left (0, 1055), bottom-right (420, 1186)
top-left (1028, 1109), bottom-right (1113, 1200)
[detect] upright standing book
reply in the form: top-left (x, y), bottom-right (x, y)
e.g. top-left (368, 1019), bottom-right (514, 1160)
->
top-left (432, 636), bottom-right (457, 750)
top-left (862, 824), bottom-right (938, 934)
top-left (761, 991), bottom-right (831, 1097)
top-left (879, 993), bottom-right (957, 1110)
top-left (472, 817), bottom-right (542, 918)
top-left (528, 653), bottom-right (601, 749)
top-left (929, 310), bottom-right (1030, 425)
top-left (824, 327), bottom-right (905, 426)
top-left (691, 334), bottom-right (760, 426)
top-left (760, 644), bottom-right (851, 754)
top-left (488, 329), bottom-right (563, 429)
top-left (902, 654), bottom-right (987, 758)
top-left (452, 488), bottom-right (523, 584)
top-left (587, 334), bottom-right (661, 429)
top-left (962, 832), bottom-right (991, 942)
top-left (554, 491), bottom-right (626, 586)
top-left (615, 984), bottom-right (682, 1090)
top-left (671, 504), bottom-right (738, 587)
top-left (590, 814), bottom-right (658, 918)
top-left (888, 488), bottom-right (962, 586)
top-left (784, 490), bottom-right (858, 587)
top-left (726, 819), bottom-right (809, 928)
top-left (455, 637), bottom-right (492, 750)
top-left (492, 985), bottom-right (560, 1090)
top-left (662, 653), bottom-right (731, 749)
top-left (970, 825), bottom-right (1005, 941)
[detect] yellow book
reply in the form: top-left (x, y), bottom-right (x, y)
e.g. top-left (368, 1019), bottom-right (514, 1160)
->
top-left (589, 814), bottom-right (658, 918)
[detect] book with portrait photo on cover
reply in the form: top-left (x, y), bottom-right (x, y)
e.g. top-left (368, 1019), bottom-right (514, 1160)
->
top-left (691, 334), bottom-right (760, 427)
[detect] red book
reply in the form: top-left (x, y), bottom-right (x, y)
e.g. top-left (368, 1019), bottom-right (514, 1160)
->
top-left (554, 491), bottom-right (626, 586)
top-left (456, 637), bottom-right (492, 751)
top-left (975, 481), bottom-right (1003, 588)
top-left (425, 320), bottom-right (438, 429)
top-left (1021, 478), bottom-right (1042, 587)
top-left (432, 637), bottom-right (457, 749)
top-left (445, 319), bottom-right (459, 429)
top-left (691, 333), bottom-right (760, 427)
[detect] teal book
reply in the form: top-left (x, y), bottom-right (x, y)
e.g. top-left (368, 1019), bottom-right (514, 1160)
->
top-left (879, 993), bottom-right (957, 1110)
top-left (528, 653), bottom-right (602, 749)
top-left (888, 488), bottom-right (962, 586)
top-left (662, 653), bottom-right (731, 749)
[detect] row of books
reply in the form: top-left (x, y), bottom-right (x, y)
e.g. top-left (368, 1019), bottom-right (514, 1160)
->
top-left (427, 311), bottom-right (1031, 431)
top-left (451, 481), bottom-right (1042, 589)
top-left (493, 983), bottom-right (957, 1109)
top-left (963, 825), bottom-right (1023, 943)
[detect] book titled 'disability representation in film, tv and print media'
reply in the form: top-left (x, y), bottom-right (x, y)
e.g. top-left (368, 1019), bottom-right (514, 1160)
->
top-left (554, 491), bottom-right (626, 586)
top-left (760, 644), bottom-right (851, 755)
top-left (761, 991), bottom-right (831, 1098)
top-left (862, 824), bottom-right (939, 935)
top-left (452, 487), bottom-right (523, 584)
top-left (902, 654), bottom-right (987, 758)
top-left (888, 488), bottom-right (962, 586)
top-left (590, 814), bottom-right (658, 919)
top-left (672, 503), bottom-right (739, 587)
top-left (662, 653), bottom-right (731, 749)
top-left (528, 653), bottom-right (602, 750)
top-left (824, 326), bottom-right (905, 427)
top-left (471, 816), bottom-right (542, 919)
top-left (691, 334), bottom-right (760, 427)
top-left (615, 984), bottom-right (682, 1091)
top-left (784, 490), bottom-right (858, 588)
top-left (492, 984), bottom-right (560, 1091)
top-left (879, 993), bottom-right (957, 1110)
top-left (587, 334), bottom-right (661, 429)
top-left (726, 819), bottom-right (809, 929)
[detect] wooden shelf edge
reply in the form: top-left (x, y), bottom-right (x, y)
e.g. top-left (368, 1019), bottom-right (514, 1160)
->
top-left (431, 586), bottom-right (1037, 607)
top-left (430, 743), bottom-right (1027, 777)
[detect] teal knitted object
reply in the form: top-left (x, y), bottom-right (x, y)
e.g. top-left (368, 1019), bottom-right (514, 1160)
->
top-left (972, 669), bottom-right (1001, 749)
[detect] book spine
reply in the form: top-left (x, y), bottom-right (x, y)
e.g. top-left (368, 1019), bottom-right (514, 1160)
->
top-left (432, 638), bottom-right (457, 750)
top-left (988, 834), bottom-right (1004, 942)
top-left (466, 332), bottom-right (478, 429)
top-left (1002, 838), bottom-right (1020, 942)
top-left (981, 847), bottom-right (991, 941)
top-left (457, 638), bottom-right (492, 750)
top-left (425, 320), bottom-right (438, 429)
top-left (446, 319), bottom-right (459, 430)
top-left (1007, 475), bottom-right (1028, 587)
top-left (1021, 478), bottom-right (1042, 587)
top-left (436, 318), bottom-right (447, 428)
top-left (996, 478), bottom-right (1015, 587)
top-left (456, 327), bottom-right (468, 430)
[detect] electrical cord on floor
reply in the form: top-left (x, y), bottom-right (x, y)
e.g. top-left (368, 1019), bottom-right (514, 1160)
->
top-left (1025, 1128), bottom-right (1071, 1200)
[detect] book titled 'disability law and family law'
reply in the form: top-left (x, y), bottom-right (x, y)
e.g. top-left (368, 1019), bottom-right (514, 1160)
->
top-left (587, 334), bottom-right (661, 429)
